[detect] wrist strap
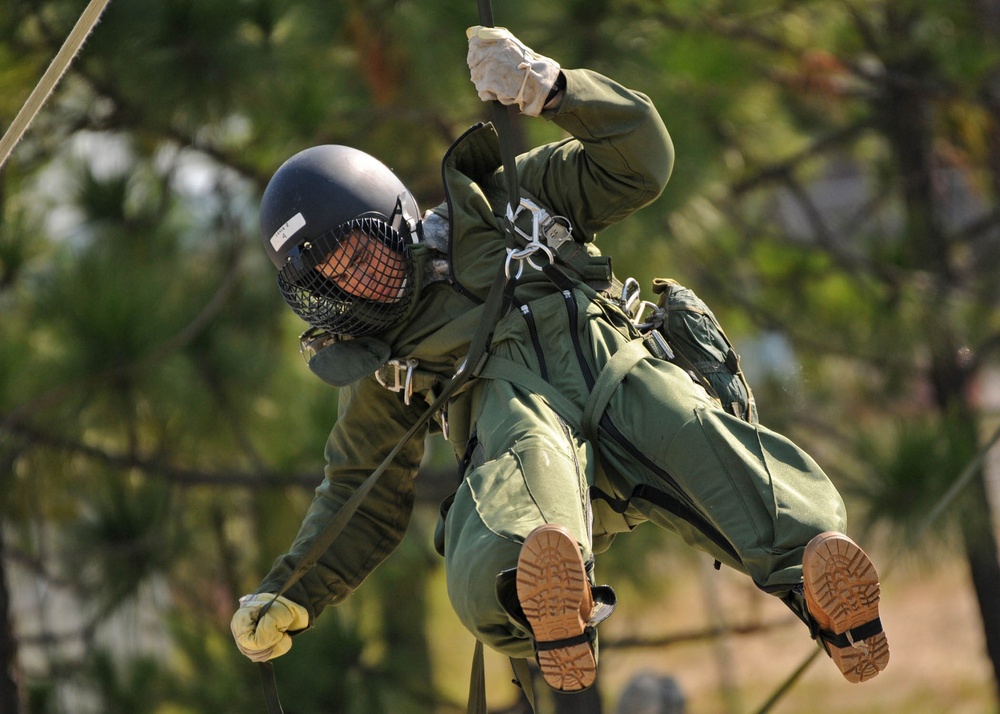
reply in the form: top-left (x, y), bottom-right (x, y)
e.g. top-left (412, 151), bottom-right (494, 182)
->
top-left (545, 71), bottom-right (566, 105)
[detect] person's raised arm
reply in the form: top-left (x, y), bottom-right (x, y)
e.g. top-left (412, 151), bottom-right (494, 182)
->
top-left (466, 26), bottom-right (674, 239)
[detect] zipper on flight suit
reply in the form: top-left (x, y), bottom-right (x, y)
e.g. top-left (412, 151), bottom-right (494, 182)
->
top-left (596, 412), bottom-right (742, 565)
top-left (515, 299), bottom-right (548, 381)
top-left (561, 288), bottom-right (596, 390)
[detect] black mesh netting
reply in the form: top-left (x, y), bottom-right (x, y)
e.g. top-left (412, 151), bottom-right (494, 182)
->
top-left (277, 216), bottom-right (413, 337)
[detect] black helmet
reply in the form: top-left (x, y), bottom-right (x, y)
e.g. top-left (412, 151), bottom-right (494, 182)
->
top-left (259, 145), bottom-right (421, 337)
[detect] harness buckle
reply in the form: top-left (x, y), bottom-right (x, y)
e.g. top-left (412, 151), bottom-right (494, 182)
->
top-left (440, 408), bottom-right (449, 441)
top-left (375, 358), bottom-right (419, 405)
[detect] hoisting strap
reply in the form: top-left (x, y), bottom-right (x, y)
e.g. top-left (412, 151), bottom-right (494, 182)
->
top-left (475, 0), bottom-right (522, 222)
top-left (463, 3), bottom-right (538, 713)
top-left (0, 0), bottom-right (113, 170)
top-left (467, 643), bottom-right (537, 714)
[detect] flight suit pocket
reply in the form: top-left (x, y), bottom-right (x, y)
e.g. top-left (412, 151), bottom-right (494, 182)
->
top-left (467, 441), bottom-right (589, 543)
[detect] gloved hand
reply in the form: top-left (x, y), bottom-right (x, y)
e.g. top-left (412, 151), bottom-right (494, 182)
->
top-left (466, 26), bottom-right (561, 116)
top-left (230, 593), bottom-right (309, 662)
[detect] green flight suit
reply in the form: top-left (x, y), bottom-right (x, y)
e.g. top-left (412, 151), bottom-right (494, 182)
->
top-left (258, 68), bottom-right (847, 660)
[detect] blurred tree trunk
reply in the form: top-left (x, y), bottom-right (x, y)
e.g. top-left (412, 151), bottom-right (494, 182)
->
top-left (0, 521), bottom-right (24, 714)
top-left (880, 7), bottom-right (1000, 694)
top-left (973, 1), bottom-right (1000, 691)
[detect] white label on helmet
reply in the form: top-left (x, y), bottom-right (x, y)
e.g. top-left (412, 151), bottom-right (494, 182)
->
top-left (270, 212), bottom-right (307, 252)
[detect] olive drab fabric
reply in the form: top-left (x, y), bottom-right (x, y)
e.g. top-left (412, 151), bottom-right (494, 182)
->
top-left (256, 66), bottom-right (848, 663)
top-left (257, 67), bottom-right (674, 616)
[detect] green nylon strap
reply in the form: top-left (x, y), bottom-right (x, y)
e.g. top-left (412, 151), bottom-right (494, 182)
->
top-left (477, 355), bottom-right (584, 432)
top-left (466, 642), bottom-right (538, 714)
top-left (257, 662), bottom-right (283, 714)
top-left (580, 338), bottom-right (650, 445)
top-left (259, 3), bottom-right (525, 709)
top-left (509, 657), bottom-right (537, 708)
top-left (477, 338), bottom-right (652, 446)
top-left (266, 263), bottom-right (510, 606)
top-left (466, 640), bottom-right (487, 714)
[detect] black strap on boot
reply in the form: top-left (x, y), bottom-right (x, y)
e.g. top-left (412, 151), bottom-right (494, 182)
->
top-left (778, 584), bottom-right (884, 653)
top-left (480, 569), bottom-right (617, 713)
top-left (818, 618), bottom-right (885, 650)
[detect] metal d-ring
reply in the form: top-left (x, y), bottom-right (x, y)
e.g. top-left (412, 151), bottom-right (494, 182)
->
top-left (504, 242), bottom-right (554, 279)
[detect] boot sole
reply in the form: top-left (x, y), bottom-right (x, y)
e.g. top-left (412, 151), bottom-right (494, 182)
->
top-left (516, 524), bottom-right (596, 692)
top-left (803, 532), bottom-right (890, 683)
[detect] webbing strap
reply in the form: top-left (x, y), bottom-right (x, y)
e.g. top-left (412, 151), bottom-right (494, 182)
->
top-left (466, 6), bottom-right (539, 710)
top-left (257, 662), bottom-right (283, 714)
top-left (466, 644), bottom-right (537, 714)
top-left (509, 657), bottom-right (537, 707)
top-left (580, 339), bottom-right (649, 445)
top-left (268, 268), bottom-right (508, 603)
top-left (466, 640), bottom-right (487, 714)
top-left (0, 0), bottom-right (113, 170)
top-left (263, 2), bottom-right (526, 709)
top-left (477, 355), bottom-right (584, 432)
top-left (478, 338), bottom-right (651, 450)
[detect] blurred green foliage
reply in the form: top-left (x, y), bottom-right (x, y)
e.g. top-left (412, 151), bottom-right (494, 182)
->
top-left (2, 0), bottom-right (1000, 712)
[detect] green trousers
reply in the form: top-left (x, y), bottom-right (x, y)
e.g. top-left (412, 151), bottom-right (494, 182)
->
top-left (442, 288), bottom-right (846, 659)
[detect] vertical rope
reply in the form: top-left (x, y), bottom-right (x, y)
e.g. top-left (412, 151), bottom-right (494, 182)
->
top-left (0, 0), bottom-right (113, 170)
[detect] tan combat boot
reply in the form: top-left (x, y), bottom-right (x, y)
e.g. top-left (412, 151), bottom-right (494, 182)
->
top-left (516, 524), bottom-right (597, 692)
top-left (802, 531), bottom-right (890, 683)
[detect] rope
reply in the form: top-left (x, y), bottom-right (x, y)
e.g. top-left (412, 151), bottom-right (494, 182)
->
top-left (752, 419), bottom-right (1000, 714)
top-left (0, 0), bottom-right (113, 171)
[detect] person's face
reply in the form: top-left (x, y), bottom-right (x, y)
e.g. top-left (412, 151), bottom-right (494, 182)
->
top-left (315, 231), bottom-right (407, 302)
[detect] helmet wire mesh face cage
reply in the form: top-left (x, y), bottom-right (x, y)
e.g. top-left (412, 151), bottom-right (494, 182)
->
top-left (277, 214), bottom-right (414, 337)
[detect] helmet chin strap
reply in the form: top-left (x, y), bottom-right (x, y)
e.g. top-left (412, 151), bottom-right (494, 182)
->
top-left (390, 192), bottom-right (423, 243)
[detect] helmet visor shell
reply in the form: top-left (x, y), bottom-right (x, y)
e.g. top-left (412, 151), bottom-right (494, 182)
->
top-left (277, 215), bottom-right (414, 337)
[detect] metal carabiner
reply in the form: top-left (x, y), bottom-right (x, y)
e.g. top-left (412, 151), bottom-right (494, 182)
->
top-left (375, 358), bottom-right (419, 405)
top-left (621, 277), bottom-right (642, 318)
top-left (504, 242), bottom-right (555, 278)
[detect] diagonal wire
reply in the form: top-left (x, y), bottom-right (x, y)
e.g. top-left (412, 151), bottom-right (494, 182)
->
top-left (0, 0), bottom-right (113, 170)
top-left (752, 420), bottom-right (1000, 714)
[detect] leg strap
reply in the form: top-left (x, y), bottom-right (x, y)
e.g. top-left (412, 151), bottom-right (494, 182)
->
top-left (478, 337), bottom-right (652, 448)
top-left (580, 338), bottom-right (650, 445)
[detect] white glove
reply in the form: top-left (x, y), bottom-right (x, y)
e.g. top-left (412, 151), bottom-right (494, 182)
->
top-left (230, 593), bottom-right (309, 662)
top-left (467, 26), bottom-right (561, 116)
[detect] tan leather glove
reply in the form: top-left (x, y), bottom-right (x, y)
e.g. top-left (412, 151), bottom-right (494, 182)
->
top-left (466, 26), bottom-right (561, 116)
top-left (230, 594), bottom-right (309, 662)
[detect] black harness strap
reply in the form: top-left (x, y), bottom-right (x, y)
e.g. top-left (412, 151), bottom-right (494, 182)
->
top-left (257, 662), bottom-right (283, 714)
top-left (476, 0), bottom-right (522, 220)
top-left (589, 483), bottom-right (743, 566)
top-left (464, 4), bottom-right (546, 713)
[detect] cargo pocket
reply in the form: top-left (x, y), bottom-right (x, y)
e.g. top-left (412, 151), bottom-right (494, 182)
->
top-left (467, 439), bottom-right (590, 545)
